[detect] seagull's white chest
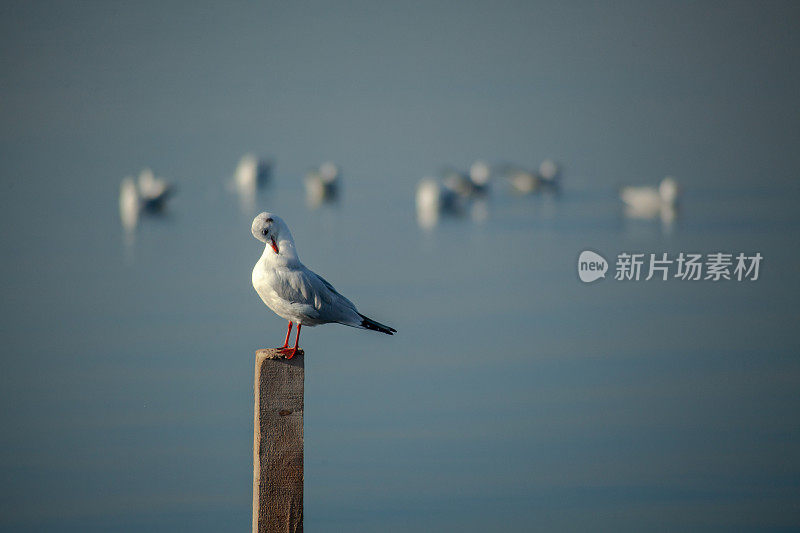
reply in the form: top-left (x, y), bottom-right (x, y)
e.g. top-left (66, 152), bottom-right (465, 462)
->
top-left (252, 256), bottom-right (293, 321)
top-left (252, 254), bottom-right (327, 326)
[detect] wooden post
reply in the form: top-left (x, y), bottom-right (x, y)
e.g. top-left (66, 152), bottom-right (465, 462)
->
top-left (253, 349), bottom-right (304, 533)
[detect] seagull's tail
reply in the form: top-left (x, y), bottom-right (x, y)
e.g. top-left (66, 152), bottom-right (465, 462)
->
top-left (358, 314), bottom-right (396, 335)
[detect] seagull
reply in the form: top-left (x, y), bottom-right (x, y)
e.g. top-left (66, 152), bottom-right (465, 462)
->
top-left (415, 177), bottom-right (462, 229)
top-left (468, 160), bottom-right (491, 195)
top-left (137, 168), bottom-right (175, 212)
top-left (415, 178), bottom-right (442, 229)
top-left (620, 176), bottom-right (680, 217)
top-left (304, 161), bottom-right (340, 208)
top-left (538, 159), bottom-right (561, 184)
top-left (441, 161), bottom-right (490, 198)
top-left (232, 154), bottom-right (272, 213)
top-left (119, 177), bottom-right (140, 232)
top-left (506, 167), bottom-right (541, 195)
top-left (251, 212), bottom-right (396, 358)
top-left (234, 154), bottom-right (272, 193)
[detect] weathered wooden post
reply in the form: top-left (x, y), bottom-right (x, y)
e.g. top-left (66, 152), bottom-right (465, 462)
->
top-left (253, 349), bottom-right (304, 533)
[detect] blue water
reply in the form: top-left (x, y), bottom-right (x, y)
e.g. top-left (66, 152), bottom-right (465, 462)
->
top-left (2, 2), bottom-right (800, 531)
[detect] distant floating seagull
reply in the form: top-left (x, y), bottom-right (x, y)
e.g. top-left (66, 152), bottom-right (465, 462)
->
top-left (415, 177), bottom-right (461, 229)
top-left (304, 161), bottom-right (340, 208)
top-left (137, 168), bottom-right (175, 212)
top-left (119, 168), bottom-right (174, 232)
top-left (468, 160), bottom-right (491, 195)
top-left (538, 159), bottom-right (561, 185)
top-left (232, 154), bottom-right (272, 213)
top-left (620, 176), bottom-right (679, 218)
top-left (234, 154), bottom-right (272, 194)
top-left (442, 161), bottom-right (491, 198)
top-left (506, 167), bottom-right (541, 195)
top-left (119, 177), bottom-right (140, 232)
top-left (251, 212), bottom-right (395, 358)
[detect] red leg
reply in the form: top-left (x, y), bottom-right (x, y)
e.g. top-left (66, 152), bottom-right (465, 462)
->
top-left (280, 322), bottom-right (293, 349)
top-left (285, 324), bottom-right (302, 359)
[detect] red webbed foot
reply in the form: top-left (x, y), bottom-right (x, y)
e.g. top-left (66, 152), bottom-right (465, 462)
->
top-left (276, 347), bottom-right (302, 359)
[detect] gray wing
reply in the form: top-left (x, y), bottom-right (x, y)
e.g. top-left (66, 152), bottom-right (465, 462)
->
top-left (309, 270), bottom-right (360, 324)
top-left (274, 267), bottom-right (360, 324)
top-left (313, 272), bottom-right (356, 306)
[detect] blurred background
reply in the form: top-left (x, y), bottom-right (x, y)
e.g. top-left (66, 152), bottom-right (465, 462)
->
top-left (2, 1), bottom-right (800, 531)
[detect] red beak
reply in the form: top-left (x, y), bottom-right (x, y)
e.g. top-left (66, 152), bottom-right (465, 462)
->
top-left (270, 237), bottom-right (279, 254)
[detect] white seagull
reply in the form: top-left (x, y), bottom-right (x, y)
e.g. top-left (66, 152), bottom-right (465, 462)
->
top-left (620, 176), bottom-right (680, 217)
top-left (137, 168), bottom-right (175, 212)
top-left (538, 159), bottom-right (561, 184)
top-left (415, 177), bottom-right (462, 229)
top-left (234, 154), bottom-right (272, 193)
top-left (119, 177), bottom-right (140, 232)
top-left (441, 161), bottom-right (490, 198)
top-left (506, 167), bottom-right (541, 195)
top-left (304, 161), bottom-right (340, 208)
top-left (251, 212), bottom-right (396, 358)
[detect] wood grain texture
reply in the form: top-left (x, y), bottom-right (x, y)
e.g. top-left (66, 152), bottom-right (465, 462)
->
top-left (253, 349), bottom-right (304, 533)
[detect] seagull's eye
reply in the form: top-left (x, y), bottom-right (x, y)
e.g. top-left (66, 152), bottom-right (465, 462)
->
top-left (262, 229), bottom-right (268, 236)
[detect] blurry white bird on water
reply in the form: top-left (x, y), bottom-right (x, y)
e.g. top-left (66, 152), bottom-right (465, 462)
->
top-left (251, 212), bottom-right (395, 358)
top-left (501, 159), bottom-right (561, 195)
top-left (232, 154), bottom-right (273, 213)
top-left (119, 168), bottom-right (175, 232)
top-left (620, 176), bottom-right (679, 217)
top-left (234, 154), bottom-right (272, 193)
top-left (506, 167), bottom-right (541, 195)
top-left (620, 176), bottom-right (680, 232)
top-left (119, 177), bottom-right (140, 233)
top-left (468, 160), bottom-right (491, 194)
top-left (442, 160), bottom-right (491, 198)
top-left (415, 177), bottom-right (462, 229)
top-left (304, 161), bottom-right (340, 208)
top-left (118, 177), bottom-right (141, 258)
top-left (538, 159), bottom-right (561, 187)
top-left (137, 168), bottom-right (175, 212)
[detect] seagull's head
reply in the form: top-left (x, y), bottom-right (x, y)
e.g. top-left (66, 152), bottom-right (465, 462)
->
top-left (252, 212), bottom-right (287, 255)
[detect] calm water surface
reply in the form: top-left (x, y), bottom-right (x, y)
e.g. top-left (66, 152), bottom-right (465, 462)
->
top-left (1, 2), bottom-right (799, 531)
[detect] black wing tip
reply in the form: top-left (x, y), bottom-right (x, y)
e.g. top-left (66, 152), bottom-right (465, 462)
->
top-left (359, 314), bottom-right (397, 335)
